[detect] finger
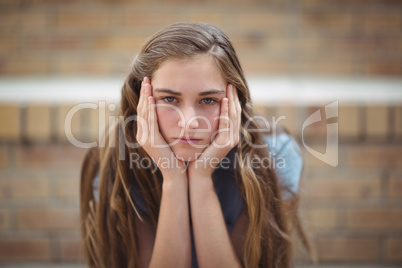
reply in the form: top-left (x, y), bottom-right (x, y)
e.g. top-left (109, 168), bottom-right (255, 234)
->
top-left (210, 97), bottom-right (230, 151)
top-left (136, 79), bottom-right (147, 143)
top-left (228, 84), bottom-right (236, 122)
top-left (217, 97), bottom-right (229, 143)
top-left (142, 81), bottom-right (150, 122)
top-left (140, 79), bottom-right (152, 145)
top-left (235, 88), bottom-right (241, 143)
top-left (228, 84), bottom-right (238, 145)
top-left (138, 77), bottom-right (150, 118)
top-left (231, 85), bottom-right (241, 144)
top-left (145, 76), bottom-right (153, 96)
top-left (148, 96), bottom-right (160, 134)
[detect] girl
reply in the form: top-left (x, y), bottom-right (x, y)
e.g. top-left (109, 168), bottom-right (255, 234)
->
top-left (81, 22), bottom-right (310, 268)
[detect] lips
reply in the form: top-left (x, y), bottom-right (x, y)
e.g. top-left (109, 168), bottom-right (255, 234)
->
top-left (175, 137), bottom-right (202, 145)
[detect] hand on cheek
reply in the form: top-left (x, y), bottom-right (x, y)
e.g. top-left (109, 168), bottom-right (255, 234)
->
top-left (188, 84), bottom-right (241, 177)
top-left (136, 77), bottom-right (186, 178)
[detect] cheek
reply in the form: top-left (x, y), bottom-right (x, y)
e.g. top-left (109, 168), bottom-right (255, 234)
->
top-left (156, 107), bottom-right (179, 135)
top-left (198, 109), bottom-right (220, 134)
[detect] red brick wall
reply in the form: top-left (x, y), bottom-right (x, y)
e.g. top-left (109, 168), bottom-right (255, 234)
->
top-left (0, 0), bottom-right (401, 77)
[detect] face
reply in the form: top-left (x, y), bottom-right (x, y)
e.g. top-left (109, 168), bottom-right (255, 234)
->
top-left (151, 54), bottom-right (227, 162)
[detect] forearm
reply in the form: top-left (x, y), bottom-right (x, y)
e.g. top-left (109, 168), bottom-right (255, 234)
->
top-left (149, 175), bottom-right (191, 268)
top-left (189, 175), bottom-right (242, 268)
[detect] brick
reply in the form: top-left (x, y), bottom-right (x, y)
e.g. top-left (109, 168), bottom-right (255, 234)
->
top-left (338, 105), bottom-right (360, 138)
top-left (17, 209), bottom-right (80, 230)
top-left (0, 209), bottom-right (9, 229)
top-left (366, 63), bottom-right (402, 77)
top-left (315, 237), bottom-right (379, 261)
top-left (302, 13), bottom-right (353, 32)
top-left (389, 171), bottom-right (402, 198)
top-left (80, 103), bottom-right (99, 144)
top-left (395, 106), bottom-right (402, 139)
top-left (300, 37), bottom-right (328, 55)
top-left (19, 13), bottom-right (47, 33)
top-left (345, 209), bottom-right (402, 230)
top-left (54, 52), bottom-right (113, 74)
top-left (15, 144), bottom-right (86, 168)
top-left (57, 13), bottom-right (110, 28)
top-left (363, 13), bottom-right (402, 32)
top-left (230, 36), bottom-right (266, 52)
top-left (330, 35), bottom-right (379, 52)
top-left (0, 238), bottom-right (51, 261)
top-left (237, 13), bottom-right (285, 31)
top-left (122, 13), bottom-right (178, 28)
top-left (303, 143), bottom-right (332, 168)
top-left (347, 144), bottom-right (402, 168)
top-left (266, 38), bottom-right (289, 55)
top-left (0, 177), bottom-right (48, 199)
top-left (299, 60), bottom-right (354, 76)
top-left (304, 177), bottom-right (381, 199)
top-left (385, 237), bottom-right (402, 261)
top-left (57, 177), bottom-right (80, 199)
top-left (28, 36), bottom-right (82, 51)
top-left (57, 104), bottom-right (82, 142)
top-left (241, 57), bottom-right (289, 74)
top-left (0, 13), bottom-right (21, 28)
top-left (365, 106), bottom-right (389, 138)
top-left (2, 55), bottom-right (50, 75)
top-left (188, 13), bottom-right (221, 26)
top-left (0, 104), bottom-right (21, 140)
top-left (0, 145), bottom-right (8, 168)
top-left (94, 37), bottom-right (143, 51)
top-left (0, 37), bottom-right (19, 52)
top-left (306, 209), bottom-right (337, 230)
top-left (26, 104), bottom-right (52, 141)
top-left (59, 238), bottom-right (85, 262)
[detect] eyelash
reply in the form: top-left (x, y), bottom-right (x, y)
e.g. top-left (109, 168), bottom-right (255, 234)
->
top-left (162, 97), bottom-right (218, 105)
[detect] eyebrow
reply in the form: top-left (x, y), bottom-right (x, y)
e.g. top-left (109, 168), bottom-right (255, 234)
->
top-left (154, 88), bottom-right (225, 96)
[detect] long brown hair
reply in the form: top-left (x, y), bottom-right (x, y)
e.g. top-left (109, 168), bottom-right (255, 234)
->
top-left (80, 22), bottom-right (309, 268)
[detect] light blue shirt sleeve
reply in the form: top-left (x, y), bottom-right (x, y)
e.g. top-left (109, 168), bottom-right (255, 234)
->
top-left (264, 133), bottom-right (303, 199)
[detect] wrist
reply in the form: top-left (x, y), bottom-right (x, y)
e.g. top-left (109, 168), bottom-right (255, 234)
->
top-left (162, 171), bottom-right (187, 185)
top-left (188, 159), bottom-right (215, 178)
top-left (188, 169), bottom-right (213, 184)
top-left (188, 173), bottom-right (215, 197)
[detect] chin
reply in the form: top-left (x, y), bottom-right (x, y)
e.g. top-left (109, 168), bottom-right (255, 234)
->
top-left (172, 147), bottom-right (204, 162)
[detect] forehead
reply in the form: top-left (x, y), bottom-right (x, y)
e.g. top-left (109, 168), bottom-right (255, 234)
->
top-left (151, 54), bottom-right (227, 94)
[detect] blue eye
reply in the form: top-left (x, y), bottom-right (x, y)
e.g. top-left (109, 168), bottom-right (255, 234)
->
top-left (202, 98), bottom-right (216, 105)
top-left (163, 97), bottom-right (176, 103)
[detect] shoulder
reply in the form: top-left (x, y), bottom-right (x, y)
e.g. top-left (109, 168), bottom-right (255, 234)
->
top-left (263, 132), bottom-right (301, 156)
top-left (263, 132), bottom-right (303, 199)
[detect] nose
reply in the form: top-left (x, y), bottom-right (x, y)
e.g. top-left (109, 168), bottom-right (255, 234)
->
top-left (178, 105), bottom-right (199, 129)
